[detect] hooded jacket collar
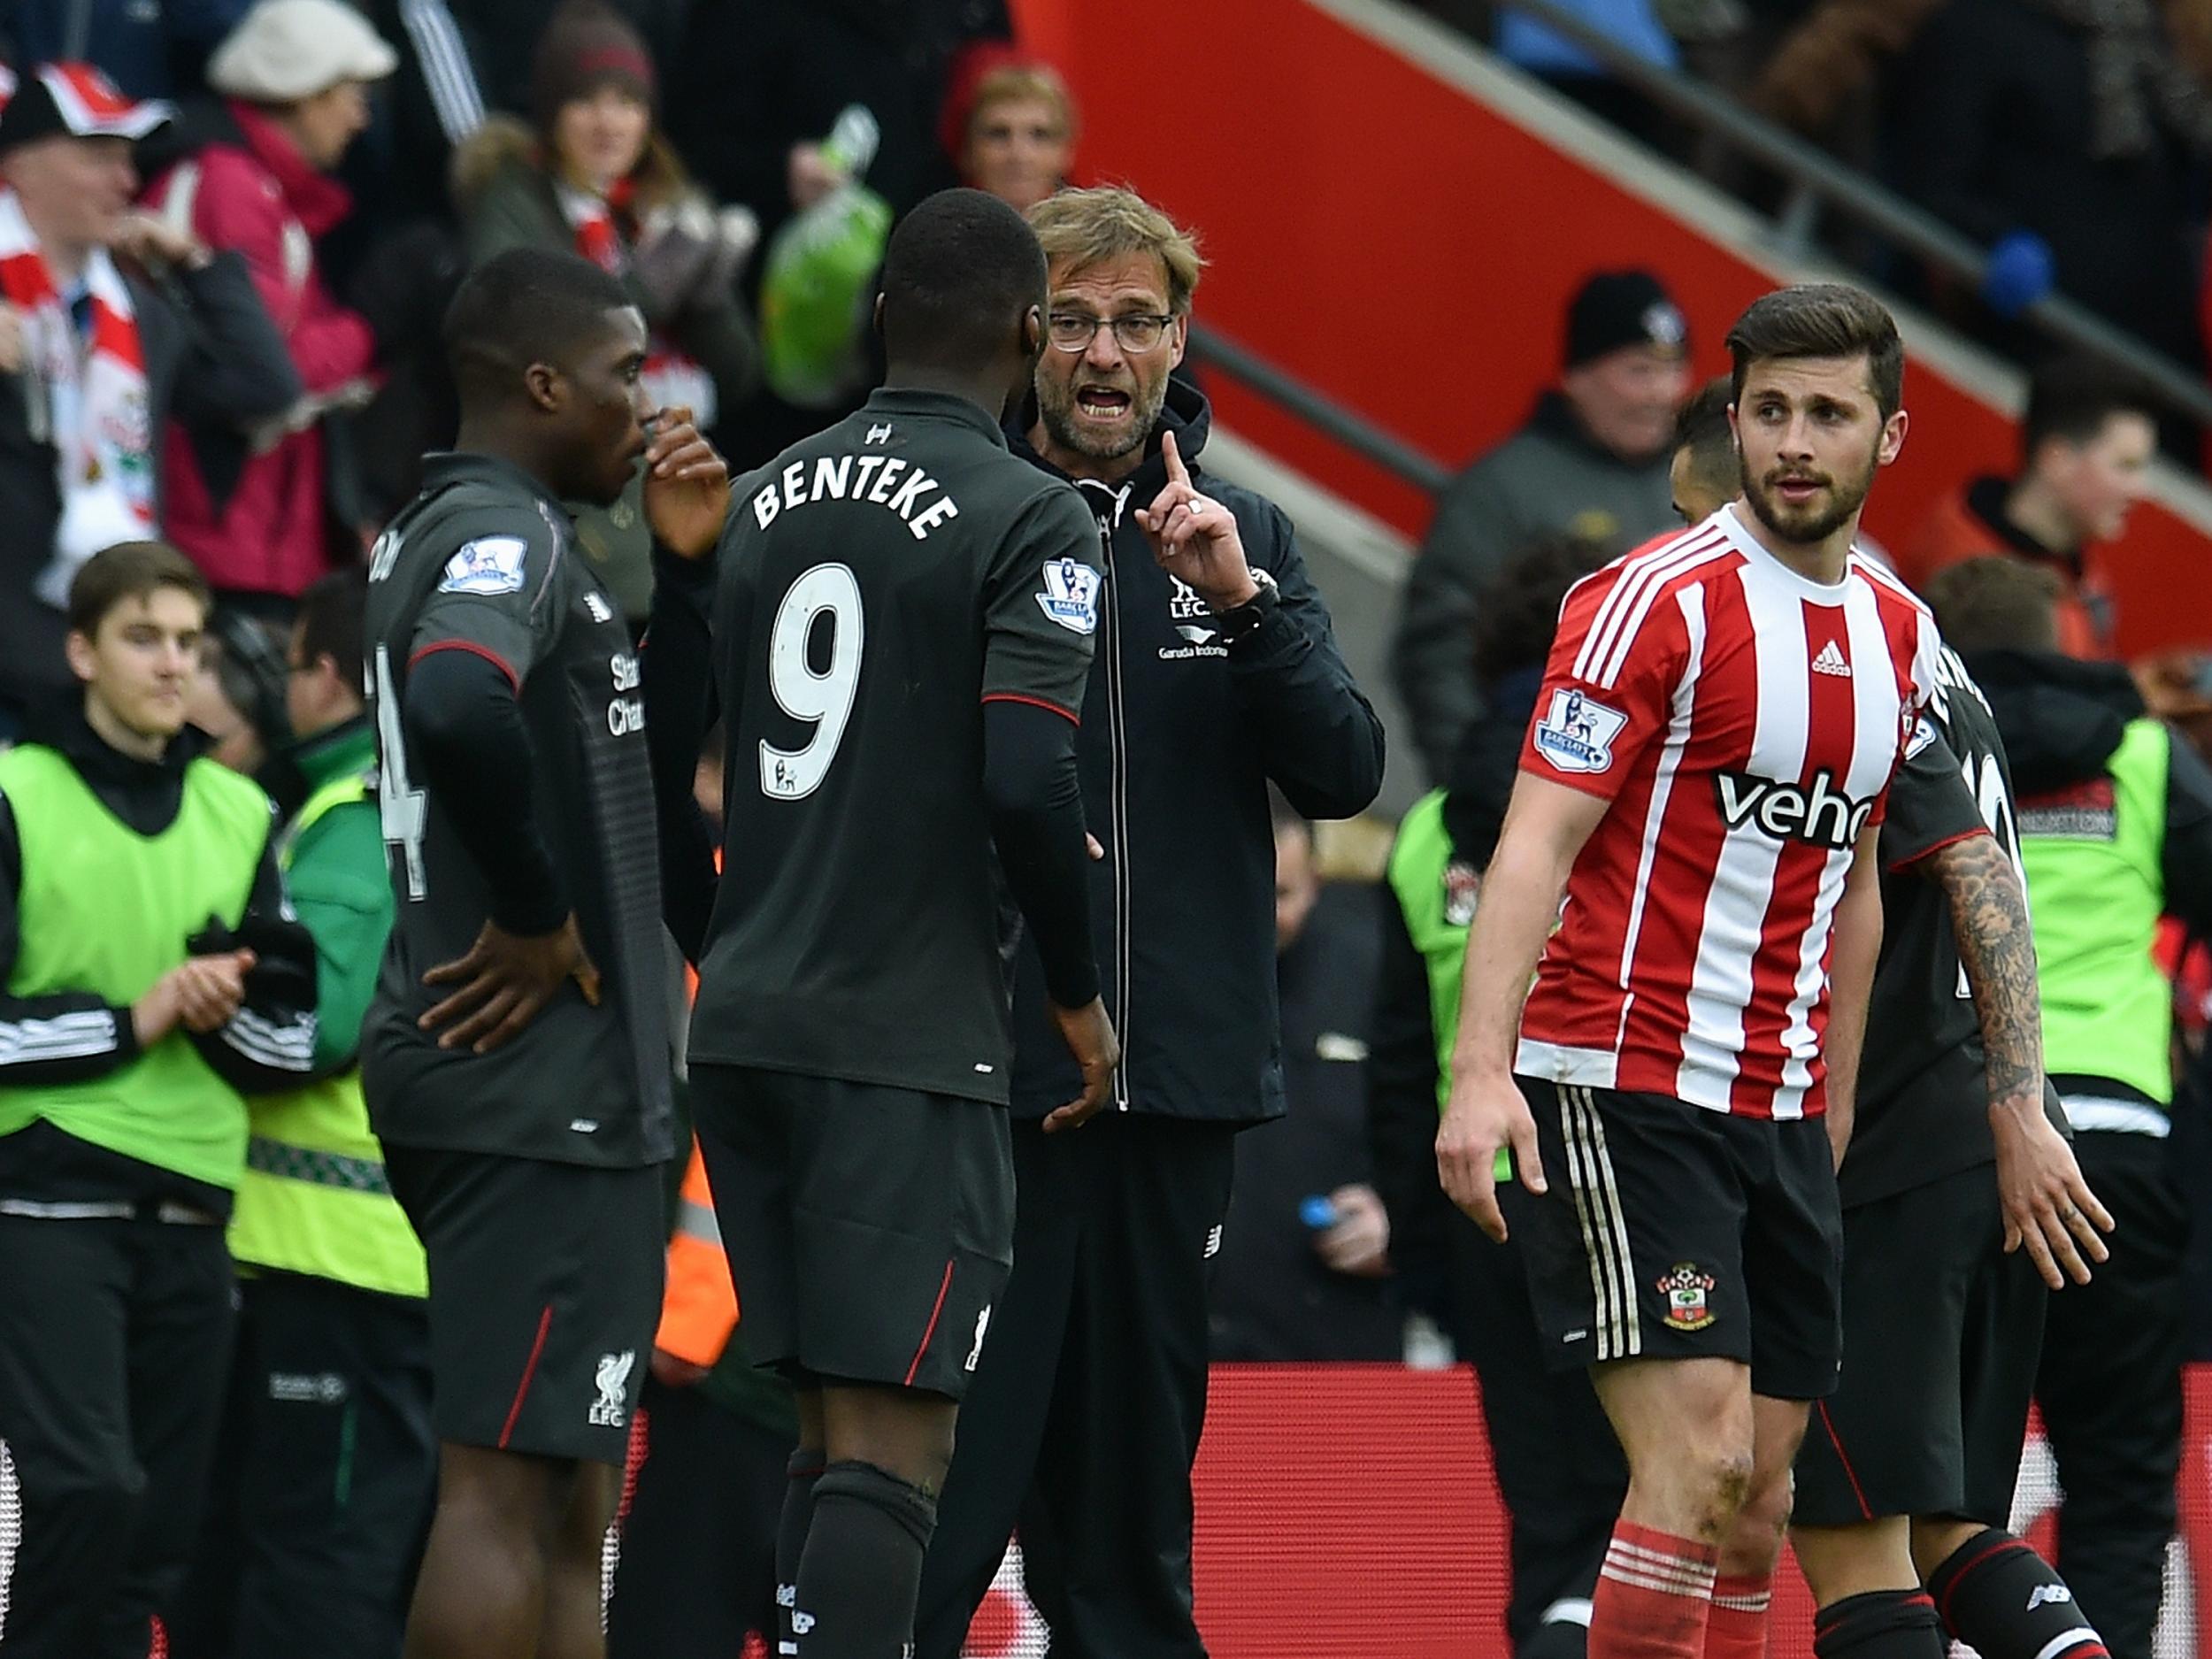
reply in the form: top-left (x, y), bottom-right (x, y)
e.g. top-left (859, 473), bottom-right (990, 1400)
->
top-left (22, 690), bottom-right (209, 836)
top-left (1963, 647), bottom-right (2142, 795)
top-left (226, 98), bottom-right (354, 238)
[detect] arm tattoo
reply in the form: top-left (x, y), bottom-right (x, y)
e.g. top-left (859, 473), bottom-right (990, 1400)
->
top-left (1928, 832), bottom-right (2043, 1105)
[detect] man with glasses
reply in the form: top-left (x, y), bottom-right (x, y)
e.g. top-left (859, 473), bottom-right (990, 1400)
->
top-left (913, 183), bottom-right (1386, 1659)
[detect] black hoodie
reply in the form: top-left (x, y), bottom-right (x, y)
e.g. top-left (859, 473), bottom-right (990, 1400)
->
top-left (1003, 378), bottom-right (1386, 1123)
top-left (1966, 648), bottom-right (2212, 949)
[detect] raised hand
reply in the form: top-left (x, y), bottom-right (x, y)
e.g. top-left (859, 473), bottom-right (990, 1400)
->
top-left (642, 406), bottom-right (732, 561)
top-left (1133, 429), bottom-right (1256, 610)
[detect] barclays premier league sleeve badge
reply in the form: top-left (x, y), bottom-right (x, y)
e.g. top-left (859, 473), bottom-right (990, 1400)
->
top-left (1035, 557), bottom-right (1102, 636)
top-left (1532, 687), bottom-right (1629, 775)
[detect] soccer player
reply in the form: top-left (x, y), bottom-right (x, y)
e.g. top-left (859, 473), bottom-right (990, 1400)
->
top-left (1664, 349), bottom-right (2116, 1659)
top-left (644, 188), bottom-right (1118, 1659)
top-left (1438, 284), bottom-right (1938, 1659)
top-left (360, 246), bottom-right (727, 1659)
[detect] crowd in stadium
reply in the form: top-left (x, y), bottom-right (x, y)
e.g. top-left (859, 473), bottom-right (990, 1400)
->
top-left (0, 2), bottom-right (2209, 1659)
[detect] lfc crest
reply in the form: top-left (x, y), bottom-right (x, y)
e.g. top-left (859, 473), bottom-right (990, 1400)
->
top-left (1659, 1263), bottom-right (1717, 1332)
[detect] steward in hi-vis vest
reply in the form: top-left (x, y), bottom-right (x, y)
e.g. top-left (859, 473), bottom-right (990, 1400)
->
top-left (182, 567), bottom-right (440, 1659)
top-left (1938, 555), bottom-right (2212, 1659)
top-left (1367, 534), bottom-right (1625, 1659)
top-left (0, 543), bottom-right (317, 1658)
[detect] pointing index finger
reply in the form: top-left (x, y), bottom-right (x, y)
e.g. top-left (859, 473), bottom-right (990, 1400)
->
top-left (1161, 427), bottom-right (1190, 488)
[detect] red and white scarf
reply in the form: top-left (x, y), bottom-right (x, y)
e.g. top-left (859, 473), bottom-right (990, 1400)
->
top-left (0, 188), bottom-right (155, 605)
top-left (558, 181), bottom-right (717, 426)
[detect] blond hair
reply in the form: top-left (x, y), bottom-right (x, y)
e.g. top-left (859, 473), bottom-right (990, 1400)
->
top-left (968, 62), bottom-right (1077, 144)
top-left (1026, 186), bottom-right (1205, 315)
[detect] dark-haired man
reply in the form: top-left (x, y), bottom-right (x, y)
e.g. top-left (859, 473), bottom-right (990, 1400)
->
top-left (642, 186), bottom-right (1117, 1659)
top-left (1900, 357), bottom-right (2155, 657)
top-left (0, 540), bottom-right (318, 1658)
top-left (1439, 284), bottom-right (1944, 1659)
top-left (1663, 335), bottom-right (2114, 1659)
top-left (361, 245), bottom-right (729, 1659)
top-left (1668, 377), bottom-right (1736, 527)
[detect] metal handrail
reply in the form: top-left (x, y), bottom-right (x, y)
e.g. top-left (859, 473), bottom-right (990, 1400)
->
top-left (1187, 325), bottom-right (1455, 497)
top-left (1495, 0), bottom-right (2212, 427)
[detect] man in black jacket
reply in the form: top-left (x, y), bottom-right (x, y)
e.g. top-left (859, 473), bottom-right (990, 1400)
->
top-left (915, 183), bottom-right (1386, 1659)
top-left (0, 62), bottom-right (300, 740)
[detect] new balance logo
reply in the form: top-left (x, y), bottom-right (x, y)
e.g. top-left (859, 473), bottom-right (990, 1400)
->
top-left (2027, 1585), bottom-right (2074, 1611)
top-left (1811, 640), bottom-right (1851, 678)
top-left (866, 423), bottom-right (893, 444)
top-left (1714, 768), bottom-right (1875, 850)
top-left (584, 593), bottom-right (613, 623)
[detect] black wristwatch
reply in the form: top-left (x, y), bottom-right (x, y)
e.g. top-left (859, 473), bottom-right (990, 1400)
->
top-left (1213, 567), bottom-right (1280, 648)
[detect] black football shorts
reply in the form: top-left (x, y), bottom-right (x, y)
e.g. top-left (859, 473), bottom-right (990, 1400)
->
top-left (691, 1064), bottom-right (1014, 1400)
top-left (384, 1146), bottom-right (664, 1464)
top-left (1794, 1158), bottom-right (2046, 1525)
top-left (1515, 1078), bottom-right (1844, 1401)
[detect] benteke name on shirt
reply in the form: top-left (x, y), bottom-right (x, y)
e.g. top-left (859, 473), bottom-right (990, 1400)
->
top-left (749, 453), bottom-right (964, 541)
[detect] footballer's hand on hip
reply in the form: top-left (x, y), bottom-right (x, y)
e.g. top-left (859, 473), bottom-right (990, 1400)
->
top-left (1043, 997), bottom-right (1120, 1133)
top-left (419, 916), bottom-right (602, 1055)
top-left (1436, 1068), bottom-right (1546, 1243)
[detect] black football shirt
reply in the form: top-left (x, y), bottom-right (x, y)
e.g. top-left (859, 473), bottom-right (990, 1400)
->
top-left (1845, 643), bottom-right (2052, 1207)
top-left (687, 388), bottom-right (1103, 1102)
top-left (361, 452), bottom-right (673, 1168)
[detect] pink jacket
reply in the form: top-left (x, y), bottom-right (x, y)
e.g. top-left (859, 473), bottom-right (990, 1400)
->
top-left (149, 100), bottom-right (377, 598)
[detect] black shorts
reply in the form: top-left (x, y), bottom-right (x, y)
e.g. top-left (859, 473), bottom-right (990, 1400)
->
top-left (1793, 1159), bottom-right (2046, 1526)
top-left (1516, 1079), bottom-right (1844, 1400)
top-left (384, 1148), bottom-right (664, 1464)
top-left (690, 1064), bottom-right (1013, 1401)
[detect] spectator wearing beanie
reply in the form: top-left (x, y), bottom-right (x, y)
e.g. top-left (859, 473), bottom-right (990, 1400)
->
top-left (940, 44), bottom-right (1076, 212)
top-left (450, 0), bottom-right (757, 627)
top-left (1392, 269), bottom-right (1687, 783)
top-left (142, 0), bottom-right (396, 621)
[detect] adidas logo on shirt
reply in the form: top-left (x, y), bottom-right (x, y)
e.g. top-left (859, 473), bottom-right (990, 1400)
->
top-left (1811, 640), bottom-right (1852, 678)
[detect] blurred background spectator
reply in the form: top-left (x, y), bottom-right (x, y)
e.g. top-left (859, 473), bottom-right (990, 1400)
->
top-left (0, 61), bottom-right (296, 742)
top-left (1393, 269), bottom-right (1687, 783)
top-left (1210, 793), bottom-right (1402, 1365)
top-left (143, 0), bottom-right (396, 626)
top-left (1900, 355), bottom-right (2157, 658)
top-left (1881, 0), bottom-right (2212, 425)
top-left (0, 0), bottom-right (249, 101)
top-left (941, 43), bottom-right (1074, 211)
top-left (450, 0), bottom-right (756, 628)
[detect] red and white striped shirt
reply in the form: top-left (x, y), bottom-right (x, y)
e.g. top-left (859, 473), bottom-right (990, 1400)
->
top-left (1515, 504), bottom-right (1939, 1118)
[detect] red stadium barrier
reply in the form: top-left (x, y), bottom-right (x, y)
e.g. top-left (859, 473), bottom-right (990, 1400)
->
top-left (956, 1363), bottom-right (2212, 1657)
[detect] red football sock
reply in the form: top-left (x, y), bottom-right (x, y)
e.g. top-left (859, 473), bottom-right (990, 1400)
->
top-left (1704, 1571), bottom-right (1774, 1657)
top-left (1592, 1521), bottom-right (1718, 1659)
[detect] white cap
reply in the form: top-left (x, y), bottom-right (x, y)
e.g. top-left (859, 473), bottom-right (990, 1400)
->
top-left (208, 0), bottom-right (399, 103)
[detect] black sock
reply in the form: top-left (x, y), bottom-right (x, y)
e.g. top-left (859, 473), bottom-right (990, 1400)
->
top-left (1814, 1589), bottom-right (1949, 1658)
top-left (777, 1448), bottom-right (826, 1656)
top-left (789, 1460), bottom-right (938, 1658)
top-left (1926, 1528), bottom-right (2109, 1659)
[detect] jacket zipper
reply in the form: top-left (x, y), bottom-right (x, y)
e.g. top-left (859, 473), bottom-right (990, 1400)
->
top-left (1084, 480), bottom-right (1135, 1111)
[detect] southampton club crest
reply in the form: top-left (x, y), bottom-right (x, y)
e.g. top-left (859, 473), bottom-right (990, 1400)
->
top-left (1659, 1263), bottom-right (1717, 1332)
